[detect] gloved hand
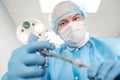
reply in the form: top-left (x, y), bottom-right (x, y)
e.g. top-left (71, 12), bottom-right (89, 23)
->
top-left (5, 34), bottom-right (52, 80)
top-left (87, 60), bottom-right (120, 80)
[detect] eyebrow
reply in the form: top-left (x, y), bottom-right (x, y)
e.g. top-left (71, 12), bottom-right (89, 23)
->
top-left (59, 19), bottom-right (66, 24)
top-left (58, 14), bottom-right (80, 24)
top-left (73, 14), bottom-right (80, 17)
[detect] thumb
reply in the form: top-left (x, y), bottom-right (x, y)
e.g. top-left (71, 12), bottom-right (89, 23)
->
top-left (28, 34), bottom-right (39, 43)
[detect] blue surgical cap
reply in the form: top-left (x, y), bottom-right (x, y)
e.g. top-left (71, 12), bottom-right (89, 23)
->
top-left (50, 1), bottom-right (86, 34)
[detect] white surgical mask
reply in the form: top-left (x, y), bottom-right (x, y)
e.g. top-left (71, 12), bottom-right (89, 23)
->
top-left (58, 21), bottom-right (89, 48)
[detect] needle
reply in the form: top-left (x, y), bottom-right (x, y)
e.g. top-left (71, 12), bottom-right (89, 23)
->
top-left (40, 50), bottom-right (89, 68)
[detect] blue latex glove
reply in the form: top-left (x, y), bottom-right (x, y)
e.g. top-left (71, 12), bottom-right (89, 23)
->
top-left (4, 34), bottom-right (52, 80)
top-left (87, 60), bottom-right (120, 80)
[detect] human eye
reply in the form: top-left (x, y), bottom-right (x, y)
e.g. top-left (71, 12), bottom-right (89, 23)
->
top-left (73, 16), bottom-right (81, 21)
top-left (57, 20), bottom-right (68, 31)
top-left (58, 20), bottom-right (67, 27)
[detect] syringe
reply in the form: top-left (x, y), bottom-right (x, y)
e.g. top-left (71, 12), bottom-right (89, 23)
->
top-left (40, 49), bottom-right (89, 68)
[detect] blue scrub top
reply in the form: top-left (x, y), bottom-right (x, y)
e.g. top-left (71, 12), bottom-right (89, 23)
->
top-left (45, 37), bottom-right (120, 80)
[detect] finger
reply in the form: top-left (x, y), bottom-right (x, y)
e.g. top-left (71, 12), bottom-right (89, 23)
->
top-left (22, 41), bottom-right (51, 53)
top-left (105, 61), bottom-right (120, 80)
top-left (87, 62), bottom-right (103, 79)
top-left (20, 66), bottom-right (46, 78)
top-left (21, 77), bottom-right (43, 80)
top-left (96, 61), bottom-right (115, 79)
top-left (26, 77), bottom-right (43, 80)
top-left (28, 34), bottom-right (39, 43)
top-left (22, 54), bottom-right (45, 66)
